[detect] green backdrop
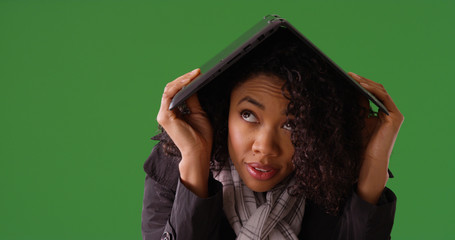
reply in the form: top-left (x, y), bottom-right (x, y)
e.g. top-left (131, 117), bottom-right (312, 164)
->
top-left (1, 0), bottom-right (454, 239)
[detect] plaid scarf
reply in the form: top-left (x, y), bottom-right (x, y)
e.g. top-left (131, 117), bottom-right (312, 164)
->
top-left (214, 161), bottom-right (305, 240)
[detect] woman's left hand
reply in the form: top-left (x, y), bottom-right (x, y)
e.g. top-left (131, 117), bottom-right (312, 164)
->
top-left (348, 72), bottom-right (404, 205)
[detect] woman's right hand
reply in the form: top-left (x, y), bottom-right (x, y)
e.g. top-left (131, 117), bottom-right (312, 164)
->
top-left (157, 68), bottom-right (213, 198)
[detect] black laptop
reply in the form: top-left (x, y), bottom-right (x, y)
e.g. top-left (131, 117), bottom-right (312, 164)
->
top-left (169, 14), bottom-right (388, 115)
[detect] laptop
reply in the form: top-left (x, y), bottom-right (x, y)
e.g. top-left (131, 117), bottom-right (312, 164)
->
top-left (169, 14), bottom-right (388, 116)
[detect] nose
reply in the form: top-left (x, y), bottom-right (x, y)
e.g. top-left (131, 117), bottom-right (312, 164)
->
top-left (252, 127), bottom-right (280, 157)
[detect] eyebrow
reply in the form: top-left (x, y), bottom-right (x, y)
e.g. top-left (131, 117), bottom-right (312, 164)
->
top-left (237, 96), bottom-right (288, 115)
top-left (237, 96), bottom-right (265, 110)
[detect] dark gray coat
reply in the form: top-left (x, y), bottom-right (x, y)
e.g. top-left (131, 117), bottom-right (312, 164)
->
top-left (141, 142), bottom-right (396, 240)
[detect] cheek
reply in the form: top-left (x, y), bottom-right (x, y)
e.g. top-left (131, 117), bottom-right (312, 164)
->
top-left (228, 116), bottom-right (250, 159)
top-left (283, 139), bottom-right (295, 168)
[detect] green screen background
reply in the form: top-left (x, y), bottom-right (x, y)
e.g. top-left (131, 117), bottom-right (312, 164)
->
top-left (1, 0), bottom-right (454, 239)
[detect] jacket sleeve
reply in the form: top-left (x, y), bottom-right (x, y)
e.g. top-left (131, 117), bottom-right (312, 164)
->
top-left (336, 187), bottom-right (397, 240)
top-left (299, 186), bottom-right (396, 240)
top-left (141, 143), bottom-right (225, 240)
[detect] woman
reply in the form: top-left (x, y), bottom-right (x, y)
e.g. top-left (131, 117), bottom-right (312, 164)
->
top-left (142, 37), bottom-right (404, 240)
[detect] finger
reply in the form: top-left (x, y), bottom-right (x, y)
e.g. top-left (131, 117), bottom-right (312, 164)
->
top-left (159, 69), bottom-right (200, 113)
top-left (175, 68), bottom-right (201, 83)
top-left (348, 72), bottom-right (384, 90)
top-left (349, 73), bottom-right (395, 108)
top-left (348, 72), bottom-right (380, 118)
top-left (349, 72), bottom-right (391, 101)
top-left (349, 72), bottom-right (404, 128)
top-left (356, 80), bottom-right (400, 117)
top-left (157, 68), bottom-right (200, 126)
top-left (162, 68), bottom-right (201, 103)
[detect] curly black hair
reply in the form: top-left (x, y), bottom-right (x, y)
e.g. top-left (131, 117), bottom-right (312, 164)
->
top-left (154, 28), bottom-right (368, 215)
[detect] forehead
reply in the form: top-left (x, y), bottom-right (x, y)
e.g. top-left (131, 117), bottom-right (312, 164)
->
top-left (231, 74), bottom-right (286, 99)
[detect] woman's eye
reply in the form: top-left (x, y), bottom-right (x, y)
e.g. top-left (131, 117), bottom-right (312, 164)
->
top-left (241, 110), bottom-right (258, 123)
top-left (283, 122), bottom-right (293, 131)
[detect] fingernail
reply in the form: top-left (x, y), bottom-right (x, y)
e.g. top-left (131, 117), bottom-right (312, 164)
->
top-left (191, 68), bottom-right (199, 74)
top-left (360, 82), bottom-right (368, 87)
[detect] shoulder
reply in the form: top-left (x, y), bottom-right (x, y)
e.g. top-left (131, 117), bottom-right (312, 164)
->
top-left (143, 141), bottom-right (180, 191)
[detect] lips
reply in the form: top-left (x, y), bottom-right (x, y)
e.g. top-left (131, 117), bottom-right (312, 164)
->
top-left (245, 162), bottom-right (278, 181)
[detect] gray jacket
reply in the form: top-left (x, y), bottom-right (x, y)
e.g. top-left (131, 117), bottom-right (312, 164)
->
top-left (141, 142), bottom-right (396, 240)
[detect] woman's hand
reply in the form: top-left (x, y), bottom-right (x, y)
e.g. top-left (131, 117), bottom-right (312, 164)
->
top-left (348, 72), bottom-right (404, 205)
top-left (157, 68), bottom-right (213, 198)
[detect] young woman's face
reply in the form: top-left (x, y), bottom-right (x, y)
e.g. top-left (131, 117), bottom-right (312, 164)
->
top-left (228, 74), bottom-right (295, 192)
